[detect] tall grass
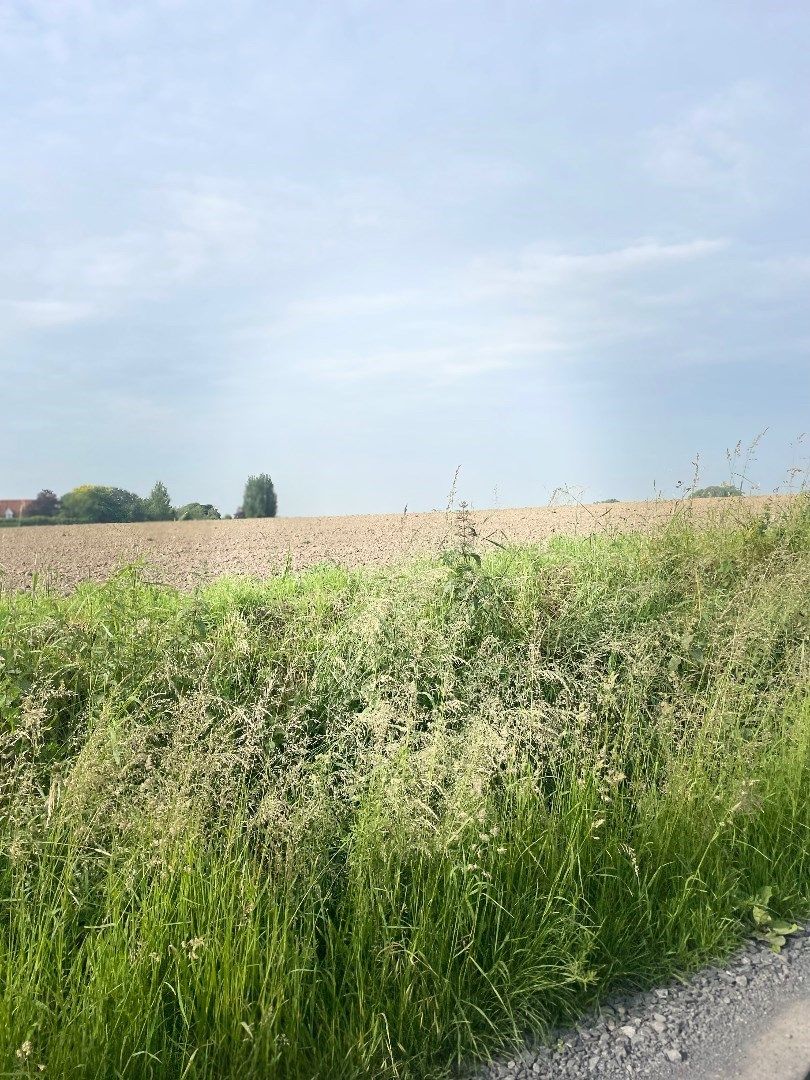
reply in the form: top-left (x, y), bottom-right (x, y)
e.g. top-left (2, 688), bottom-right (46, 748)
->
top-left (1, 498), bottom-right (809, 1078)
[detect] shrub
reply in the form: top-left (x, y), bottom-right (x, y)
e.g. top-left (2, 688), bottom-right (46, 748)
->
top-left (690, 483), bottom-right (744, 498)
top-left (176, 502), bottom-right (221, 520)
top-left (59, 485), bottom-right (147, 523)
top-left (0, 516), bottom-right (79, 528)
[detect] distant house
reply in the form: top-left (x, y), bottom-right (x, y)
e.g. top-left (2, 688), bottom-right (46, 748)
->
top-left (0, 499), bottom-right (28, 521)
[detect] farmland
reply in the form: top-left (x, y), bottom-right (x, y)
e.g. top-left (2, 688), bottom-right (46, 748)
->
top-left (1, 495), bottom-right (808, 1079)
top-left (0, 493), bottom-right (792, 592)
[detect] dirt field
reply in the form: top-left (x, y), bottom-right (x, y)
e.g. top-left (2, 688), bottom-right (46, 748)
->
top-left (0, 495), bottom-right (792, 592)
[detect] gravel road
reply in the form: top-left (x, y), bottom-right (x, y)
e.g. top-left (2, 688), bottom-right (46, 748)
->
top-left (468, 926), bottom-right (810, 1080)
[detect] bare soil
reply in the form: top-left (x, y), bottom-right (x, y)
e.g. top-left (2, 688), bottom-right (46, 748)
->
top-left (0, 495), bottom-right (791, 592)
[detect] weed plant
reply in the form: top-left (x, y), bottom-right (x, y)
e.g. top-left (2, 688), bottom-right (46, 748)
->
top-left (0, 497), bottom-right (808, 1078)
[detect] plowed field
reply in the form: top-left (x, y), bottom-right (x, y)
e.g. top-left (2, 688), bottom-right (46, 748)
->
top-left (0, 495), bottom-right (790, 592)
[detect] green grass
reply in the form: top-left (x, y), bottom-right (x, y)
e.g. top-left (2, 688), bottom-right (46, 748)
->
top-left (1, 499), bottom-right (809, 1078)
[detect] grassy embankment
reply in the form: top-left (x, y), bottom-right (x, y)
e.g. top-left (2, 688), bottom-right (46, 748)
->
top-left (1, 499), bottom-right (808, 1078)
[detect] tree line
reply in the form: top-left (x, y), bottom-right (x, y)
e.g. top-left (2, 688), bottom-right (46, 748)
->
top-left (13, 474), bottom-right (277, 525)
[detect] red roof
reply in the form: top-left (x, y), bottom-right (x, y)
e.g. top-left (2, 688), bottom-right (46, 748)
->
top-left (0, 500), bottom-right (28, 517)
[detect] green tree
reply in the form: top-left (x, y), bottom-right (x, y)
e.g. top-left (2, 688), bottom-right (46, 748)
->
top-left (145, 481), bottom-right (174, 521)
top-left (60, 486), bottom-right (147, 524)
top-left (176, 502), bottom-right (221, 521)
top-left (23, 490), bottom-right (60, 517)
top-left (242, 474), bottom-right (278, 518)
top-left (689, 483), bottom-right (744, 499)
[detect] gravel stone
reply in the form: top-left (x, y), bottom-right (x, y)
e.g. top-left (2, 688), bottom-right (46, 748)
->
top-left (464, 924), bottom-right (810, 1079)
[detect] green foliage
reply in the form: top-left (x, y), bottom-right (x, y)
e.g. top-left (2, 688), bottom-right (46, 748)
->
top-left (748, 886), bottom-right (800, 952)
top-left (145, 480), bottom-right (174, 521)
top-left (690, 483), bottom-right (744, 499)
top-left (59, 484), bottom-right (147, 523)
top-left (22, 489), bottom-right (60, 517)
top-left (0, 499), bottom-right (808, 1078)
top-left (242, 473), bottom-right (278, 518)
top-left (0, 516), bottom-right (78, 528)
top-left (176, 502), bottom-right (221, 520)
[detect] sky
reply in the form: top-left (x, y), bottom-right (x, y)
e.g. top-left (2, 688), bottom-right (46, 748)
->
top-left (1, 0), bottom-right (809, 516)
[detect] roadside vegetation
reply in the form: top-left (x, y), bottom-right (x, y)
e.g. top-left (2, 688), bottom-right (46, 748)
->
top-left (1, 497), bottom-right (808, 1078)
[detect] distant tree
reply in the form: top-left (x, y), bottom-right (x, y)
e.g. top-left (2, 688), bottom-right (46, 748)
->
top-left (176, 502), bottom-right (221, 521)
top-left (145, 481), bottom-right (174, 521)
top-left (689, 484), bottom-right (744, 499)
top-left (23, 489), bottom-right (60, 517)
top-left (60, 485), bottom-right (147, 524)
top-left (242, 474), bottom-right (277, 518)
top-left (234, 506), bottom-right (245, 519)
top-left (598, 498), bottom-right (620, 504)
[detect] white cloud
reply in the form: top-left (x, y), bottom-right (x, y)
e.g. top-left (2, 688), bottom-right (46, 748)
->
top-left (288, 290), bottom-right (421, 320)
top-left (164, 183), bottom-right (258, 273)
top-left (238, 234), bottom-right (736, 386)
top-left (0, 177), bottom-right (258, 337)
top-left (283, 237), bottom-right (728, 327)
top-left (303, 342), bottom-right (530, 384)
top-left (467, 238), bottom-right (728, 296)
top-left (644, 81), bottom-right (772, 196)
top-left (66, 181), bottom-right (257, 292)
top-left (3, 298), bottom-right (95, 327)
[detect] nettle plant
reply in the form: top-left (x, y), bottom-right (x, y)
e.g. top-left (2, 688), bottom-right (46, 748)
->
top-left (441, 501), bottom-right (482, 602)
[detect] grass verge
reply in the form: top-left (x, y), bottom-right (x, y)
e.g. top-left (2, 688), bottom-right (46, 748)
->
top-left (1, 498), bottom-right (809, 1078)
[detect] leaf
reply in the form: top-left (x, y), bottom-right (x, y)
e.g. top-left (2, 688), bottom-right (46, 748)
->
top-left (770, 920), bottom-right (799, 937)
top-left (755, 885), bottom-right (773, 908)
top-left (754, 918), bottom-right (799, 953)
top-left (752, 905), bottom-right (771, 928)
top-left (765, 932), bottom-right (787, 953)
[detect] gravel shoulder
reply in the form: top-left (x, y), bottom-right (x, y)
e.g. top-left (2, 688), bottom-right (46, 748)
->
top-left (470, 926), bottom-right (810, 1080)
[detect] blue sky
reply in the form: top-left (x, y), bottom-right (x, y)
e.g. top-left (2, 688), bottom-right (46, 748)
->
top-left (2, 0), bottom-right (808, 515)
